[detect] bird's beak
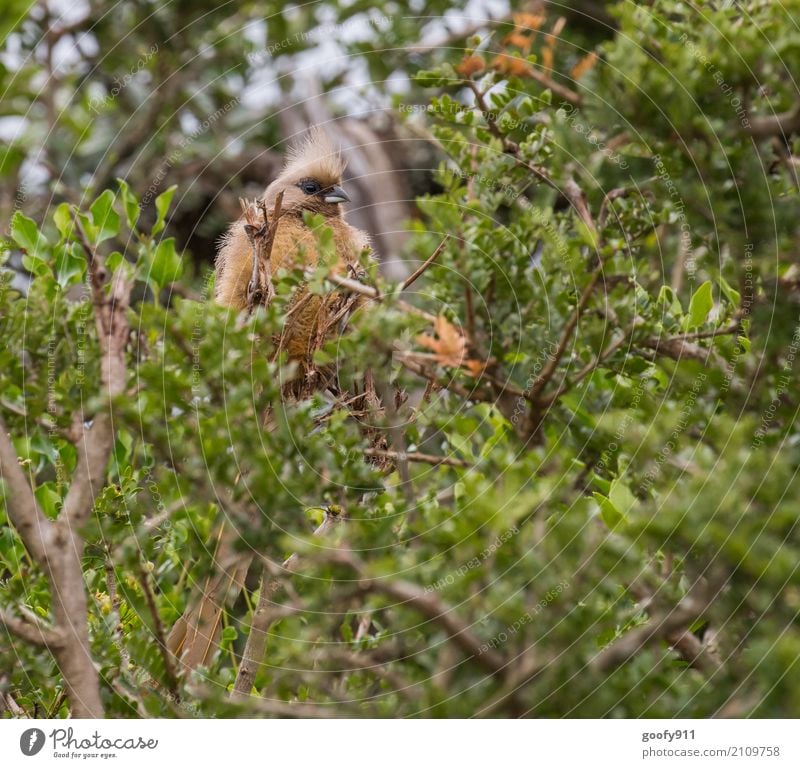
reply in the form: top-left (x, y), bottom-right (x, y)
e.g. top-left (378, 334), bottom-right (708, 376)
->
top-left (324, 185), bottom-right (350, 204)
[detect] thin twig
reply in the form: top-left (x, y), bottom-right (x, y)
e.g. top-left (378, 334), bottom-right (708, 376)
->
top-left (244, 191), bottom-right (284, 311)
top-left (231, 511), bottom-right (341, 698)
top-left (137, 563), bottom-right (180, 702)
top-left (528, 260), bottom-right (605, 401)
top-left (378, 379), bottom-right (413, 504)
top-left (536, 329), bottom-right (631, 407)
top-left (466, 80), bottom-right (519, 155)
top-left (329, 550), bottom-right (507, 676)
top-left (104, 557), bottom-right (130, 671)
top-left (364, 449), bottom-right (471, 468)
top-left (401, 236), bottom-right (450, 290)
top-left (525, 64), bottom-right (583, 107)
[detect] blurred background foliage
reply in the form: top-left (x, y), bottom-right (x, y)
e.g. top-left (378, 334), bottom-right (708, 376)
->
top-left (1, 0), bottom-right (799, 717)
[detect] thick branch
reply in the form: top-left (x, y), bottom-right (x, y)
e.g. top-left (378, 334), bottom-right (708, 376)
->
top-left (593, 589), bottom-right (720, 676)
top-left (747, 102), bottom-right (800, 139)
top-left (65, 216), bottom-right (132, 527)
top-left (0, 416), bottom-right (53, 562)
top-left (0, 607), bottom-right (62, 648)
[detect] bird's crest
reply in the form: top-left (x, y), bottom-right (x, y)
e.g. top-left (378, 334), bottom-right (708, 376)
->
top-left (277, 128), bottom-right (345, 187)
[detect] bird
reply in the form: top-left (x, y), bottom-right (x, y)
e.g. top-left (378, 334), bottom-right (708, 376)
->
top-left (215, 128), bottom-right (371, 370)
top-left (167, 130), bottom-right (373, 671)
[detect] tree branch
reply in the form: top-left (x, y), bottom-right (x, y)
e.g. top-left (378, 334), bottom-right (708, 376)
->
top-left (363, 448), bottom-right (471, 468)
top-left (329, 550), bottom-right (507, 675)
top-left (232, 511), bottom-right (341, 698)
top-left (137, 563), bottom-right (180, 701)
top-left (401, 235), bottom-right (449, 291)
top-left (0, 416), bottom-right (53, 562)
top-left (0, 607), bottom-right (63, 648)
top-left (529, 260), bottom-right (605, 401)
top-left (747, 101), bottom-right (800, 139)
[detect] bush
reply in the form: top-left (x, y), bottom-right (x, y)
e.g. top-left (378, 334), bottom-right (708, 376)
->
top-left (1, 0), bottom-right (798, 718)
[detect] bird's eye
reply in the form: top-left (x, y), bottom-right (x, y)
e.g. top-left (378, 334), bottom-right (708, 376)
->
top-left (299, 180), bottom-right (321, 195)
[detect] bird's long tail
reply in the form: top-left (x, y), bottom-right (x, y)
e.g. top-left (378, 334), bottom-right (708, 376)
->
top-left (166, 524), bottom-right (252, 671)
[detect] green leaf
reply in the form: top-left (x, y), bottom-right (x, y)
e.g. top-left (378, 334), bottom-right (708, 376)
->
top-left (593, 492), bottom-right (623, 529)
top-left (117, 178), bottom-right (140, 229)
top-left (35, 484), bottom-right (62, 519)
top-left (657, 285), bottom-right (683, 315)
top-left (593, 479), bottom-right (635, 530)
top-left (90, 190), bottom-right (121, 243)
top-left (73, 210), bottom-right (98, 242)
top-left (609, 478), bottom-right (636, 518)
top-left (53, 203), bottom-right (73, 239)
top-left (413, 69), bottom-right (449, 88)
top-left (719, 274), bottom-right (741, 306)
top-left (54, 242), bottom-right (86, 288)
top-left (11, 210), bottom-right (47, 257)
top-left (149, 238), bottom-right (182, 288)
top-left (575, 218), bottom-right (598, 249)
top-left (687, 280), bottom-right (713, 327)
top-left (152, 185), bottom-right (177, 235)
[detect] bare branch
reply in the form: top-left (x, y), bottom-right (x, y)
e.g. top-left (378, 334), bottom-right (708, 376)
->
top-left (0, 678), bottom-right (26, 717)
top-left (66, 214), bottom-right (132, 527)
top-left (0, 607), bottom-right (62, 648)
top-left (137, 563), bottom-right (180, 701)
top-left (401, 235), bottom-right (449, 291)
top-left (232, 511), bottom-right (341, 698)
top-left (747, 102), bottom-right (800, 139)
top-left (593, 585), bottom-right (720, 677)
top-left (364, 448), bottom-right (471, 468)
top-left (244, 191), bottom-right (285, 311)
top-left (330, 550), bottom-right (507, 675)
top-left (0, 415), bottom-right (53, 562)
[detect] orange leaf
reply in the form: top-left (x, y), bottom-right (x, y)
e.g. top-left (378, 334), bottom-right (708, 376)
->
top-left (491, 53), bottom-right (533, 78)
top-left (541, 46), bottom-right (553, 73)
top-left (503, 31), bottom-right (532, 52)
top-left (456, 54), bottom-right (486, 77)
top-left (416, 315), bottom-right (466, 368)
top-left (571, 51), bottom-right (598, 80)
top-left (513, 12), bottom-right (545, 31)
top-left (464, 359), bottom-right (487, 377)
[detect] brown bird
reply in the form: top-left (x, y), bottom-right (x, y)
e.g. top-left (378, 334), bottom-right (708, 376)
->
top-left (216, 128), bottom-right (371, 369)
top-left (167, 130), bottom-right (372, 670)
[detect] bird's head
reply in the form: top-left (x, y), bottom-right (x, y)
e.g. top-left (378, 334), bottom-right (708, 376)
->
top-left (264, 129), bottom-right (350, 217)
